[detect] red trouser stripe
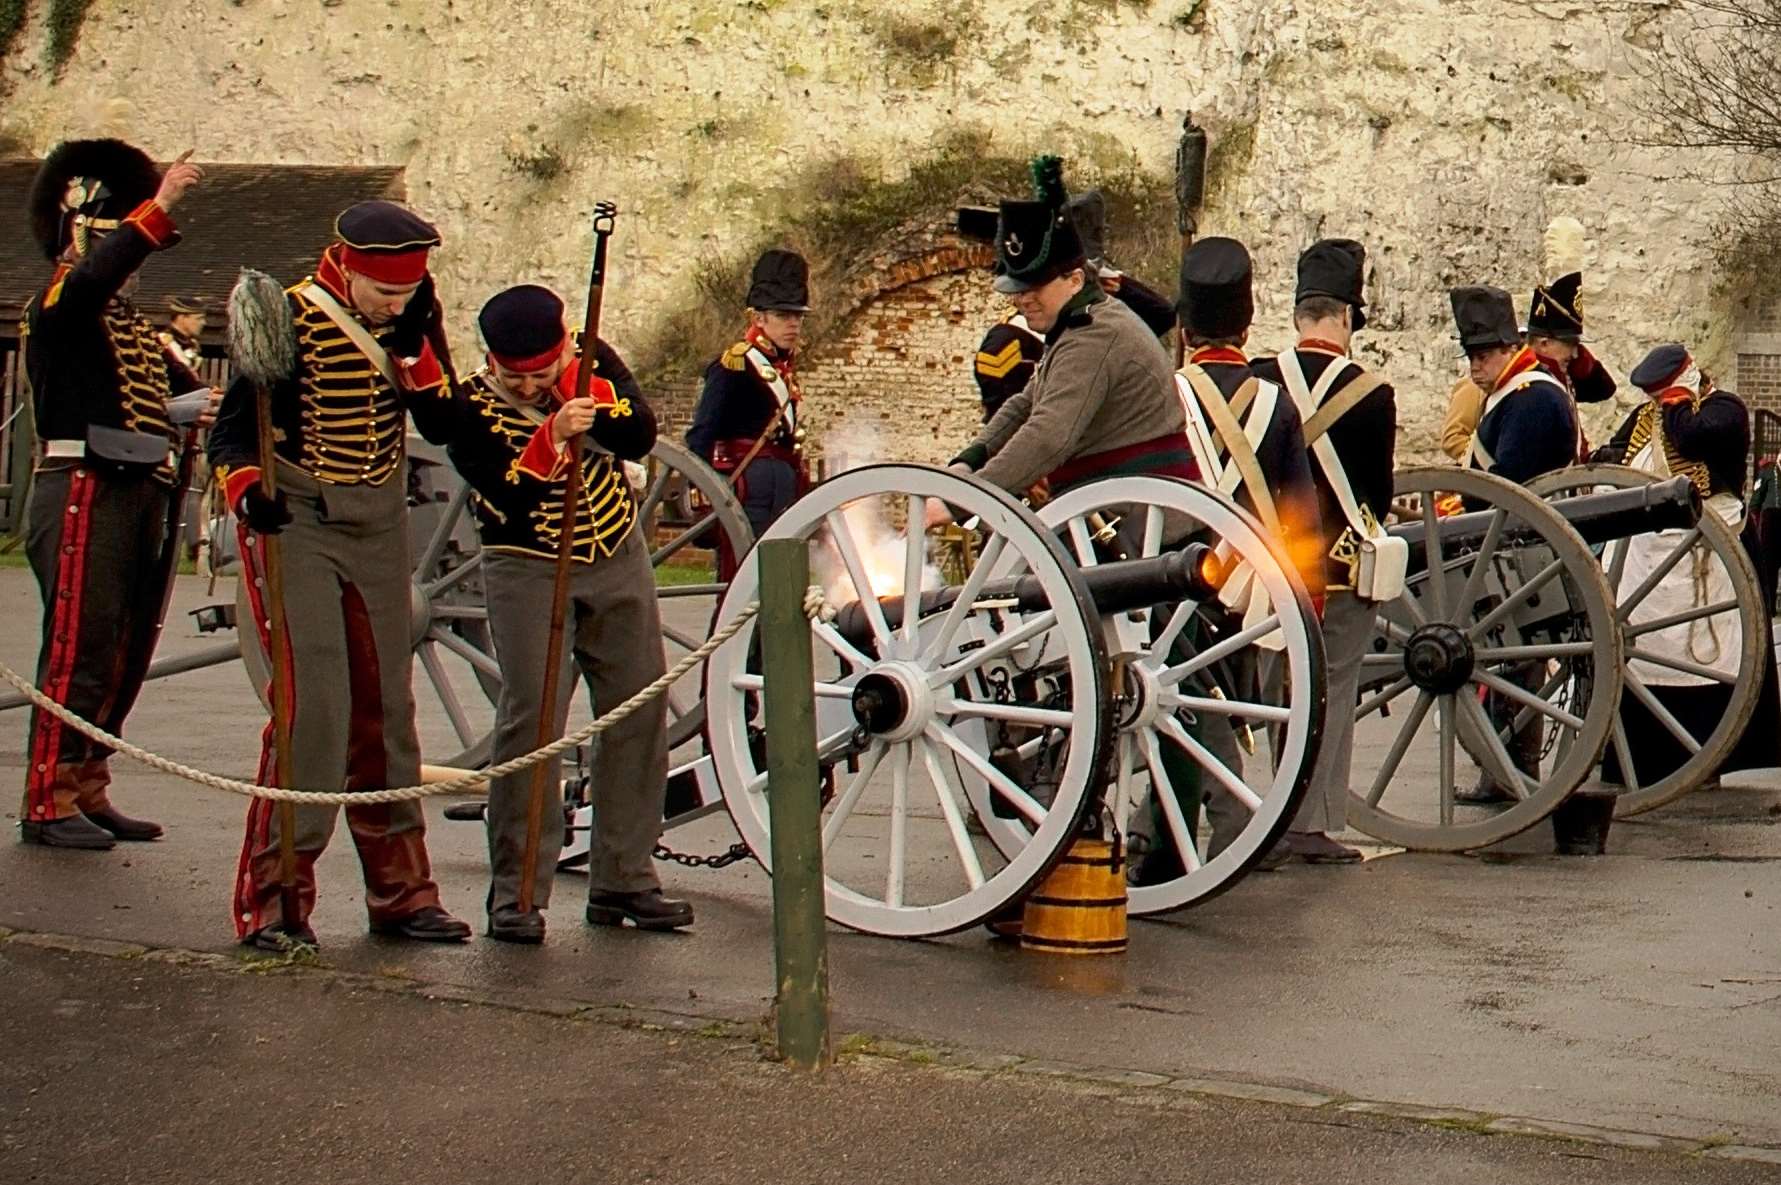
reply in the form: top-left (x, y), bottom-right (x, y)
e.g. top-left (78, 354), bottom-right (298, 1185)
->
top-left (26, 471), bottom-right (100, 819)
top-left (229, 524), bottom-right (299, 938)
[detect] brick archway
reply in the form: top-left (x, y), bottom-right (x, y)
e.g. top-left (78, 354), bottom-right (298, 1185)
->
top-left (799, 239), bottom-right (1004, 470)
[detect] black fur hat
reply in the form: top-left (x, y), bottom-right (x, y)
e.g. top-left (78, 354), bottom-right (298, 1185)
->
top-left (28, 138), bottom-right (163, 260)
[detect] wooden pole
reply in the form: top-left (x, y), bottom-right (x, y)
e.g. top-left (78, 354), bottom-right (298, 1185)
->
top-left (758, 538), bottom-right (831, 1069)
top-left (253, 387), bottom-right (302, 933)
top-left (516, 203), bottom-right (617, 915)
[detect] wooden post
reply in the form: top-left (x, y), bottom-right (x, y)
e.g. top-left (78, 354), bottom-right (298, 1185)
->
top-left (757, 538), bottom-right (831, 1070)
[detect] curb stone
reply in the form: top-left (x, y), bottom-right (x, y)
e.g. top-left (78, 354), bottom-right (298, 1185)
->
top-left (1484, 1116), bottom-right (1705, 1154)
top-left (4, 924), bottom-right (1780, 1166)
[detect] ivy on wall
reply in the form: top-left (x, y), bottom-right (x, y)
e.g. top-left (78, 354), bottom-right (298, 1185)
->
top-left (0, 0), bottom-right (29, 65)
top-left (45, 0), bottom-right (95, 73)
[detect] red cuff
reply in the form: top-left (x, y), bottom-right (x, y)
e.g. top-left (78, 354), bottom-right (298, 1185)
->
top-left (394, 341), bottom-right (444, 393)
top-left (586, 376), bottom-right (618, 406)
top-left (1570, 347), bottom-right (1598, 377)
top-left (221, 465), bottom-right (262, 511)
top-left (514, 419), bottom-right (568, 481)
top-left (124, 200), bottom-right (178, 249)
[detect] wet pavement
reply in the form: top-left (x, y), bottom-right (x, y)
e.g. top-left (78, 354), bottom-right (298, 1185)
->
top-left (1, 572), bottom-right (1779, 1159)
top-left (13, 940), bottom-right (1781, 1185)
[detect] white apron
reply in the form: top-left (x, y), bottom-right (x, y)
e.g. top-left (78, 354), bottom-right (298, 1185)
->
top-left (1618, 422), bottom-right (1743, 687)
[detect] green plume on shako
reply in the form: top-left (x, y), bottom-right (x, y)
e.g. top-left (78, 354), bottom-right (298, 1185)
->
top-left (227, 268), bottom-right (296, 386)
top-left (1029, 153), bottom-right (1067, 208)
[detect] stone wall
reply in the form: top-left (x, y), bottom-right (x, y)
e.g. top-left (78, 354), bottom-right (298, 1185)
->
top-left (0, 0), bottom-right (1750, 464)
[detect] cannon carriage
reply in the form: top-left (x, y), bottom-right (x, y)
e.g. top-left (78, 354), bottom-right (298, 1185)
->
top-left (1345, 462), bottom-right (1770, 850)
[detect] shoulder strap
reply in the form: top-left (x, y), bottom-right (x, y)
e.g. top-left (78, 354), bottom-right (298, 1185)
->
top-left (295, 281), bottom-right (398, 387)
top-left (1183, 367), bottom-right (1282, 535)
top-left (1303, 371), bottom-right (1386, 444)
top-left (744, 345), bottom-right (796, 431)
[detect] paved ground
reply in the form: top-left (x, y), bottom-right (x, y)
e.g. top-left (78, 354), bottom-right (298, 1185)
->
top-left (5, 939), bottom-right (1779, 1185)
top-left (1, 571), bottom-right (1779, 1174)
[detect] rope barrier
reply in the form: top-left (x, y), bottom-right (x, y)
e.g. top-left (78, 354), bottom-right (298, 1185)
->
top-left (0, 587), bottom-right (825, 806)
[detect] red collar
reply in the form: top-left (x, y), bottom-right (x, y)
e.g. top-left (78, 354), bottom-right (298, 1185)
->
top-left (314, 244), bottom-right (356, 308)
top-left (1189, 345), bottom-right (1248, 367)
top-left (1492, 346), bottom-right (1541, 392)
top-left (743, 325), bottom-right (800, 397)
top-left (1296, 337), bottom-right (1347, 357)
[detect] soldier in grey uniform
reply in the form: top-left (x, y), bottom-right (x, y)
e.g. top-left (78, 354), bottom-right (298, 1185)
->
top-left (448, 284), bottom-right (691, 942)
top-left (209, 200), bottom-right (472, 950)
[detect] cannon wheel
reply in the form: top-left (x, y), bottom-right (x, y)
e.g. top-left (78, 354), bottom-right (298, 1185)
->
top-left (1528, 464), bottom-right (1767, 817)
top-left (706, 464), bottom-right (1111, 938)
top-left (1346, 466), bottom-right (1623, 851)
top-left (1030, 475), bottom-right (1325, 915)
top-left (240, 438), bottom-right (753, 771)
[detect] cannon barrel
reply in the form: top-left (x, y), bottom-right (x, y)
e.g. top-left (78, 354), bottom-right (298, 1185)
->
top-left (832, 545), bottom-right (1217, 649)
top-left (1389, 475), bottom-right (1700, 557)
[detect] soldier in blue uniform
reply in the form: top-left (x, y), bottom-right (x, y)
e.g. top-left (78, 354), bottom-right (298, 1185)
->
top-left (685, 250), bottom-right (810, 577)
top-left (1450, 284), bottom-right (1579, 802)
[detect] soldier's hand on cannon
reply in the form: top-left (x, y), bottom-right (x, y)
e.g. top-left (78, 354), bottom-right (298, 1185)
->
top-left (154, 149), bottom-right (204, 213)
top-left (923, 498), bottom-right (955, 530)
top-left (238, 486), bottom-right (292, 535)
top-left (551, 397), bottom-right (599, 447)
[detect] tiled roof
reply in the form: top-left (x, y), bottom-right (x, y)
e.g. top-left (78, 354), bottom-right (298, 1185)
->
top-left (0, 161), bottom-right (405, 341)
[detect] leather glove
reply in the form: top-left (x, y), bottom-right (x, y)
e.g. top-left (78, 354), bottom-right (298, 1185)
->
top-left (385, 274), bottom-right (438, 359)
top-left (239, 486), bottom-right (292, 535)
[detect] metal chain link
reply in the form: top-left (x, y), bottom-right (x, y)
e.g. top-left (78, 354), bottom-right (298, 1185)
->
top-left (652, 840), bottom-right (754, 869)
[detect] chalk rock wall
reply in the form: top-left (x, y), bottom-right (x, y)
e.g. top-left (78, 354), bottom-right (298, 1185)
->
top-left (0, 0), bottom-right (1729, 461)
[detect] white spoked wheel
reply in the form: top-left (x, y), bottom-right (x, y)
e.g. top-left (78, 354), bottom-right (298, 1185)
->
top-left (1529, 465), bottom-right (1768, 817)
top-left (1348, 467), bottom-right (1623, 851)
top-left (1033, 476), bottom-right (1325, 915)
top-left (707, 464), bottom-right (1111, 938)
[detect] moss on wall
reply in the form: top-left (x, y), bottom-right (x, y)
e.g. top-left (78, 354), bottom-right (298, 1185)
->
top-left (631, 125), bottom-right (1174, 385)
top-left (45, 0), bottom-right (93, 74)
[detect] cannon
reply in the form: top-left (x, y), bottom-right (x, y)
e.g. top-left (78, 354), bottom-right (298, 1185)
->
top-left (1526, 465), bottom-right (1770, 817)
top-left (703, 465), bottom-right (1327, 937)
top-left (1345, 466), bottom-right (1705, 852)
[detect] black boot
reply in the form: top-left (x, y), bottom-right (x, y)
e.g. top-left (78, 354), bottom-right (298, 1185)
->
top-left (585, 889), bottom-right (693, 931)
top-left (370, 906), bottom-right (473, 943)
top-left (82, 805), bottom-right (164, 841)
top-left (1551, 791), bottom-right (1615, 855)
top-left (19, 815), bottom-right (115, 850)
top-left (486, 907), bottom-right (546, 944)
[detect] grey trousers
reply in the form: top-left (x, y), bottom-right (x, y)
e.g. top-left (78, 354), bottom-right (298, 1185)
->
top-left (483, 525), bottom-right (669, 911)
top-left (233, 463), bottom-right (440, 937)
top-left (1288, 591), bottom-right (1374, 834)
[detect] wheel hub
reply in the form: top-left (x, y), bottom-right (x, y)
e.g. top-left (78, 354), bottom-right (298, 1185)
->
top-left (408, 579), bottom-right (431, 649)
top-left (1120, 661), bottom-right (1166, 731)
top-left (1403, 623), bottom-right (1475, 694)
top-left (851, 664), bottom-right (933, 743)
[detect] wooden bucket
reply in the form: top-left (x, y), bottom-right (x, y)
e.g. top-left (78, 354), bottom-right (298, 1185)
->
top-left (1020, 838), bottom-right (1127, 955)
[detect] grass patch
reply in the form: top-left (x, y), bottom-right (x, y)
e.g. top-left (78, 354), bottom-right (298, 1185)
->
top-left (236, 944), bottom-right (325, 973)
top-left (655, 556), bottom-right (717, 586)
